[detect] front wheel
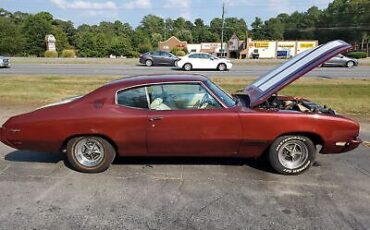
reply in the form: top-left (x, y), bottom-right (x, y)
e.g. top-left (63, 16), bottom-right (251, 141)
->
top-left (67, 136), bottom-right (116, 173)
top-left (346, 61), bottom-right (355, 68)
top-left (218, 63), bottom-right (227, 71)
top-left (268, 135), bottom-right (316, 175)
top-left (183, 63), bottom-right (192, 71)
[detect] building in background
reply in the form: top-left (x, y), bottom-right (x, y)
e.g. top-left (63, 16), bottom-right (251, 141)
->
top-left (247, 40), bottom-right (318, 59)
top-left (158, 36), bottom-right (187, 52)
top-left (158, 35), bottom-right (318, 59)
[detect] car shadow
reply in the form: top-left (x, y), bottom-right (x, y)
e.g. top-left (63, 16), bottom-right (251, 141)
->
top-left (5, 150), bottom-right (65, 163)
top-left (136, 64), bottom-right (176, 67)
top-left (4, 150), bottom-right (275, 173)
top-left (113, 156), bottom-right (275, 173)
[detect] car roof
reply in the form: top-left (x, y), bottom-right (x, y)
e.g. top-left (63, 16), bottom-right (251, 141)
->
top-left (106, 74), bottom-right (209, 88)
top-left (188, 52), bottom-right (211, 55)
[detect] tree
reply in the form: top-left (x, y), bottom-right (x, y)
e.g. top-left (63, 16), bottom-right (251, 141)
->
top-left (264, 18), bottom-right (284, 40)
top-left (22, 12), bottom-right (53, 56)
top-left (0, 17), bottom-right (24, 55)
top-left (108, 37), bottom-right (132, 56)
top-left (52, 26), bottom-right (70, 53)
top-left (251, 17), bottom-right (266, 40)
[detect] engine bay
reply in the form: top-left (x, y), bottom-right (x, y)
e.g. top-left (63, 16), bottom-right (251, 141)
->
top-left (235, 93), bottom-right (336, 115)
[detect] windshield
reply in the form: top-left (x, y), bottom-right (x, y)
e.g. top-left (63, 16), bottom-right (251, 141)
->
top-left (205, 80), bottom-right (236, 107)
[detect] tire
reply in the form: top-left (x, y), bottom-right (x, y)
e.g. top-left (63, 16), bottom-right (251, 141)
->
top-left (346, 61), bottom-right (355, 68)
top-left (145, 59), bottom-right (153, 67)
top-left (183, 63), bottom-right (192, 71)
top-left (218, 63), bottom-right (227, 71)
top-left (268, 135), bottom-right (316, 175)
top-left (67, 136), bottom-right (116, 173)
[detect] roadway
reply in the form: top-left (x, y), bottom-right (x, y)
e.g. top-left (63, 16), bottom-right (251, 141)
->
top-left (1, 63), bottom-right (370, 78)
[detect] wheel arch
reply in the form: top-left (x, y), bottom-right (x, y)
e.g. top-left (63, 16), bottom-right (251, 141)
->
top-left (217, 62), bottom-right (227, 68)
top-left (60, 133), bottom-right (118, 153)
top-left (275, 132), bottom-right (324, 147)
top-left (182, 62), bottom-right (192, 68)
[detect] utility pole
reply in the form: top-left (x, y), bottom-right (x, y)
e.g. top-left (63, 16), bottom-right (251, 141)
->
top-left (221, 2), bottom-right (225, 57)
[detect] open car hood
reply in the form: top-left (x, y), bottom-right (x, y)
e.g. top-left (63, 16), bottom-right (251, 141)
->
top-left (245, 40), bottom-right (352, 107)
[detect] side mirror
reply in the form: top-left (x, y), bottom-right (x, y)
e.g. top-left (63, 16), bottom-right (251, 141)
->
top-left (210, 57), bottom-right (215, 60)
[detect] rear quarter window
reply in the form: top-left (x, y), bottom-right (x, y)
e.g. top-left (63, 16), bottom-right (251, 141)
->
top-left (117, 87), bottom-right (148, 109)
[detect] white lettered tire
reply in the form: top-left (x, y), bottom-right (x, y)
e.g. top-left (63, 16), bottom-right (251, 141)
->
top-left (268, 135), bottom-right (316, 175)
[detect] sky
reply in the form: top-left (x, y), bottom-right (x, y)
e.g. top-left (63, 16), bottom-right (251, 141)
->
top-left (0, 0), bottom-right (334, 27)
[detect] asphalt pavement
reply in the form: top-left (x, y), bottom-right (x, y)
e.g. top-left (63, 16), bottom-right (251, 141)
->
top-left (1, 63), bottom-right (370, 78)
top-left (0, 107), bottom-right (369, 229)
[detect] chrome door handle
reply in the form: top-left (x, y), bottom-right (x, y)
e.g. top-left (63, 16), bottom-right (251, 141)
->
top-left (149, 116), bottom-right (163, 121)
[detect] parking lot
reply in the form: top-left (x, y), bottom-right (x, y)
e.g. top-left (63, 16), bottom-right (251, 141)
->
top-left (0, 106), bottom-right (370, 229)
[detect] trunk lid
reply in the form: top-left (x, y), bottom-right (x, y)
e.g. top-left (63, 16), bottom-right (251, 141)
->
top-left (245, 40), bottom-right (352, 107)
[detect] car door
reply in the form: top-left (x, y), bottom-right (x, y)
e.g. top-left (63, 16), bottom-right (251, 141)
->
top-left (198, 54), bottom-right (213, 69)
top-left (160, 51), bottom-right (174, 65)
top-left (146, 82), bottom-right (241, 156)
top-left (151, 51), bottom-right (161, 65)
top-left (326, 55), bottom-right (343, 66)
top-left (188, 54), bottom-right (200, 68)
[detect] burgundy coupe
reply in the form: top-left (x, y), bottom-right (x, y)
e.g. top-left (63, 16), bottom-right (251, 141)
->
top-left (0, 40), bottom-right (361, 174)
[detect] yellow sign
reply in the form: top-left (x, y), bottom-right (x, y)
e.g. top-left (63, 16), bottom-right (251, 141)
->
top-left (300, 42), bottom-right (315, 48)
top-left (255, 42), bottom-right (269, 48)
top-left (278, 44), bottom-right (294, 48)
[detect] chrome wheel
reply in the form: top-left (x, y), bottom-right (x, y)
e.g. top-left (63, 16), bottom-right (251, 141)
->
top-left (277, 140), bottom-right (309, 169)
top-left (74, 138), bottom-right (105, 167)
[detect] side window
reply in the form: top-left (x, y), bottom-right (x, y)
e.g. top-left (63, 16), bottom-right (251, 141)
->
top-left (201, 54), bottom-right (211, 59)
top-left (161, 51), bottom-right (172, 57)
top-left (117, 87), bottom-right (148, 109)
top-left (151, 51), bottom-right (160, 56)
top-left (188, 54), bottom-right (199, 58)
top-left (147, 83), bottom-right (221, 110)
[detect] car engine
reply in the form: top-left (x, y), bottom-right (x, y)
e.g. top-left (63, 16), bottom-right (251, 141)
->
top-left (256, 94), bottom-right (336, 115)
top-left (234, 93), bottom-right (335, 115)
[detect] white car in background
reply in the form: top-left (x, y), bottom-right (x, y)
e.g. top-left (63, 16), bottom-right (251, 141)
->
top-left (176, 53), bottom-right (232, 71)
top-left (0, 56), bottom-right (10, 68)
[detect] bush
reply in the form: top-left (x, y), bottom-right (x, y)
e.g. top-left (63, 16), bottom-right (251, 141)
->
top-left (346, 51), bottom-right (367, 59)
top-left (170, 47), bottom-right (186, 56)
top-left (128, 51), bottom-right (140, 58)
top-left (61, 49), bottom-right (76, 58)
top-left (44, 50), bottom-right (58, 58)
top-left (175, 50), bottom-right (186, 56)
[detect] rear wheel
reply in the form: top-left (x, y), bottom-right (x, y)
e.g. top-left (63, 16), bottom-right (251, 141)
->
top-left (268, 135), bottom-right (316, 175)
top-left (67, 136), bottom-right (116, 173)
top-left (346, 61), bottom-right (355, 68)
top-left (183, 63), bottom-right (192, 71)
top-left (218, 63), bottom-right (227, 71)
top-left (145, 59), bottom-right (153, 67)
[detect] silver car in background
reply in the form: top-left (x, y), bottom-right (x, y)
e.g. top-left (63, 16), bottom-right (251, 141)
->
top-left (0, 56), bottom-right (10, 68)
top-left (322, 54), bottom-right (358, 68)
